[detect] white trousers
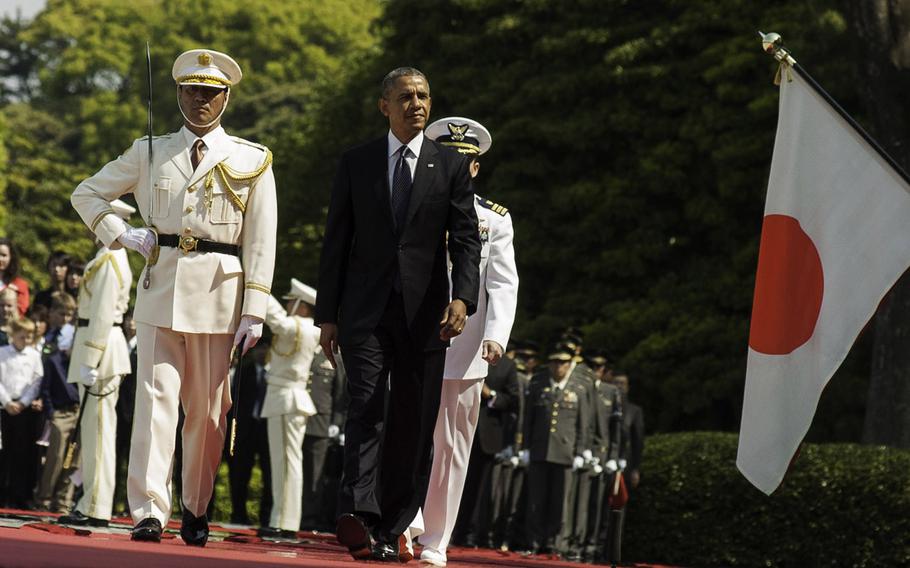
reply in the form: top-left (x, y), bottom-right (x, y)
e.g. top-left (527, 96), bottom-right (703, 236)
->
top-left (267, 413), bottom-right (307, 531)
top-left (419, 378), bottom-right (483, 556)
top-left (128, 324), bottom-right (233, 523)
top-left (75, 376), bottom-right (122, 520)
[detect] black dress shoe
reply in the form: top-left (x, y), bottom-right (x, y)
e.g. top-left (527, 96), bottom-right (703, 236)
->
top-left (335, 514), bottom-right (372, 560)
top-left (372, 540), bottom-right (399, 562)
top-left (257, 526), bottom-right (297, 539)
top-left (180, 510), bottom-right (209, 547)
top-left (131, 517), bottom-right (163, 542)
top-left (57, 510), bottom-right (109, 527)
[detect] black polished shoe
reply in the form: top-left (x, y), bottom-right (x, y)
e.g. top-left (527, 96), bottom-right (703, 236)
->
top-left (57, 510), bottom-right (109, 528)
top-left (257, 526), bottom-right (297, 539)
top-left (371, 539), bottom-right (399, 562)
top-left (180, 510), bottom-right (209, 547)
top-left (335, 513), bottom-right (372, 560)
top-left (130, 517), bottom-right (163, 542)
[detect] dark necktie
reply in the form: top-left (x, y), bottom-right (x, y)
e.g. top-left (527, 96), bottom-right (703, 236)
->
top-left (191, 139), bottom-right (205, 171)
top-left (390, 145), bottom-right (413, 232)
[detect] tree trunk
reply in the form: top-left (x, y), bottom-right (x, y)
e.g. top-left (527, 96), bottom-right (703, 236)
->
top-left (853, 0), bottom-right (910, 447)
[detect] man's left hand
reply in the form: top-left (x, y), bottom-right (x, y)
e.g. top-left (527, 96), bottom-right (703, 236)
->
top-left (439, 299), bottom-right (467, 340)
top-left (481, 340), bottom-right (503, 365)
top-left (234, 315), bottom-right (264, 355)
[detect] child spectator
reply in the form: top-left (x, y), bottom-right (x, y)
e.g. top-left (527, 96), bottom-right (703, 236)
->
top-left (28, 305), bottom-right (49, 351)
top-left (0, 318), bottom-right (44, 508)
top-left (64, 261), bottom-right (85, 300)
top-left (0, 239), bottom-right (30, 316)
top-left (35, 294), bottom-right (79, 513)
top-left (32, 251), bottom-right (71, 310)
top-left (0, 288), bottom-right (20, 346)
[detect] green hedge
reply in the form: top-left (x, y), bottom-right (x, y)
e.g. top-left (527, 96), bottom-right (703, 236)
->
top-left (624, 432), bottom-right (910, 567)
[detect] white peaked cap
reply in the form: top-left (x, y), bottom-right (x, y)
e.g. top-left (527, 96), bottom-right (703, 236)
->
top-left (282, 278), bottom-right (317, 305)
top-left (172, 49), bottom-right (242, 89)
top-left (425, 116), bottom-right (492, 156)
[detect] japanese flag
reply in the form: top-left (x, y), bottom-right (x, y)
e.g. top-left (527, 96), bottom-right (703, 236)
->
top-left (737, 68), bottom-right (910, 494)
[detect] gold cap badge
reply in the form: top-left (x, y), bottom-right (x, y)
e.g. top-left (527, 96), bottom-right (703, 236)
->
top-left (198, 52), bottom-right (212, 66)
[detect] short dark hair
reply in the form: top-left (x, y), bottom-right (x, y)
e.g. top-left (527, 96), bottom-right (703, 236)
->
top-left (67, 260), bottom-right (85, 276)
top-left (47, 250), bottom-right (70, 270)
top-left (381, 67), bottom-right (427, 98)
top-left (27, 304), bottom-right (48, 324)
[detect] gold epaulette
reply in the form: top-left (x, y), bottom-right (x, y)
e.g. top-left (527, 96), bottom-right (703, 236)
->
top-left (476, 196), bottom-right (509, 216)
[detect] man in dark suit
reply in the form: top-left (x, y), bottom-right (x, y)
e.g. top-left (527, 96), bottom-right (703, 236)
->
top-left (315, 67), bottom-right (481, 561)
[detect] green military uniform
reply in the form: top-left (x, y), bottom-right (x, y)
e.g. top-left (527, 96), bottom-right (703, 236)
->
top-left (586, 377), bottom-right (622, 560)
top-left (523, 359), bottom-right (591, 553)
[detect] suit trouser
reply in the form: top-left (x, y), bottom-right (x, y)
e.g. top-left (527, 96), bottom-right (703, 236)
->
top-left (35, 406), bottom-right (79, 512)
top-left (419, 379), bottom-right (483, 555)
top-left (228, 416), bottom-right (271, 525)
top-left (300, 435), bottom-right (331, 530)
top-left (558, 468), bottom-right (593, 553)
top-left (526, 461), bottom-right (570, 549)
top-left (339, 293), bottom-right (446, 541)
top-left (267, 413), bottom-right (307, 531)
top-left (76, 376), bottom-right (122, 520)
top-left (128, 324), bottom-right (233, 523)
top-left (0, 409), bottom-right (41, 508)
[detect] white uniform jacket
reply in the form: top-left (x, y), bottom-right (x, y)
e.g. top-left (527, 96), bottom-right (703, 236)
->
top-left (71, 126), bottom-right (277, 334)
top-left (67, 247), bottom-right (133, 382)
top-left (259, 296), bottom-right (322, 418)
top-left (444, 195), bottom-right (519, 380)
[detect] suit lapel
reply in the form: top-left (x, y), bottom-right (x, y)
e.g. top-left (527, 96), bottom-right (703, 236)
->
top-left (404, 139), bottom-right (438, 229)
top-left (371, 137), bottom-right (395, 230)
top-left (164, 135), bottom-right (193, 183)
top-left (186, 137), bottom-right (232, 189)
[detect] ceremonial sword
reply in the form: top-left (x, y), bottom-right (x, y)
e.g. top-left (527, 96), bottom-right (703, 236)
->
top-left (143, 41), bottom-right (159, 289)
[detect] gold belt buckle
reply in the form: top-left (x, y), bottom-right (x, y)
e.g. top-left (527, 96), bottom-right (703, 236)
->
top-left (179, 235), bottom-right (198, 255)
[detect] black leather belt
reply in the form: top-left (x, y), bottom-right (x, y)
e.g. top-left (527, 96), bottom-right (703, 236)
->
top-left (77, 318), bottom-right (90, 327)
top-left (158, 234), bottom-right (240, 256)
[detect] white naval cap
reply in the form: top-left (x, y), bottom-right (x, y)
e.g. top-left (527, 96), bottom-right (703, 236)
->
top-left (172, 49), bottom-right (242, 89)
top-left (110, 199), bottom-right (136, 220)
top-left (281, 278), bottom-right (317, 305)
top-left (425, 116), bottom-right (492, 156)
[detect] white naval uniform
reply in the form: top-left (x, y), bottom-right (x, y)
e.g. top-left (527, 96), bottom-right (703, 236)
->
top-left (67, 246), bottom-right (132, 521)
top-left (71, 125), bottom-right (277, 523)
top-left (260, 296), bottom-right (321, 531)
top-left (417, 195), bottom-right (519, 556)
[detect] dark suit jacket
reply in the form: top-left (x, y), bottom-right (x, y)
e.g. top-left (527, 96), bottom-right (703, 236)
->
top-left (620, 399), bottom-right (644, 472)
top-left (474, 356), bottom-right (519, 455)
top-left (315, 135), bottom-right (481, 350)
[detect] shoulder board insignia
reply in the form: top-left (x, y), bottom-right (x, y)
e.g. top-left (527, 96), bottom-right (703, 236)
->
top-left (477, 197), bottom-right (508, 216)
top-left (229, 136), bottom-right (269, 153)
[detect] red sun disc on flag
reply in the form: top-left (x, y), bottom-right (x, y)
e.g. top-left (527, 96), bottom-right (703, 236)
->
top-left (749, 214), bottom-right (824, 355)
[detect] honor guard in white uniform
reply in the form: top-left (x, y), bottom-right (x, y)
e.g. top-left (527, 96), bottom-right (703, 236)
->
top-left (57, 199), bottom-right (134, 528)
top-left (70, 49), bottom-right (277, 546)
top-left (258, 279), bottom-right (322, 538)
top-left (410, 117), bottom-right (519, 566)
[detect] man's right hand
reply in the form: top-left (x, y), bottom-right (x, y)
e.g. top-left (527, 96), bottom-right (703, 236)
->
top-left (117, 227), bottom-right (156, 258)
top-left (319, 323), bottom-right (339, 369)
top-left (5, 401), bottom-right (23, 415)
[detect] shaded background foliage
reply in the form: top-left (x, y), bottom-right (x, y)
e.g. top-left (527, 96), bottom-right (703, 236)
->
top-left (0, 0), bottom-right (884, 439)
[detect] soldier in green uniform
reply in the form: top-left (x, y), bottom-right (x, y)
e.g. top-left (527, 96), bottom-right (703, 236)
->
top-left (520, 343), bottom-right (591, 555)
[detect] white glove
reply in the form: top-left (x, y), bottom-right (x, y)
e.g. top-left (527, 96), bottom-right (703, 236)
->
top-left (591, 463), bottom-right (604, 476)
top-left (582, 449), bottom-right (593, 462)
top-left (572, 456), bottom-right (585, 471)
top-left (79, 365), bottom-right (99, 387)
top-left (518, 449), bottom-right (530, 467)
top-left (618, 459), bottom-right (628, 471)
top-left (508, 456), bottom-right (520, 468)
top-left (116, 227), bottom-right (156, 258)
top-left (338, 433), bottom-right (345, 446)
top-left (233, 315), bottom-right (264, 355)
top-left (605, 459), bottom-right (619, 474)
top-left (327, 424), bottom-right (340, 439)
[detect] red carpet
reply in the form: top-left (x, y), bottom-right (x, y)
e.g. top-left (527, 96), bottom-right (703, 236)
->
top-left (0, 509), bottom-right (678, 567)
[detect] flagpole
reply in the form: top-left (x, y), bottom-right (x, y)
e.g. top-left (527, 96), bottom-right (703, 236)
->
top-left (759, 31), bottom-right (910, 188)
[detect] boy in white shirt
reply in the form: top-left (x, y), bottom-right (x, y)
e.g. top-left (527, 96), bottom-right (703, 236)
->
top-left (0, 318), bottom-right (44, 507)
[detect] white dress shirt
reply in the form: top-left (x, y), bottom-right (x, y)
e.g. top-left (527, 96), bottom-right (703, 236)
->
top-left (181, 124), bottom-right (226, 161)
top-left (0, 344), bottom-right (44, 406)
top-left (387, 130), bottom-right (424, 196)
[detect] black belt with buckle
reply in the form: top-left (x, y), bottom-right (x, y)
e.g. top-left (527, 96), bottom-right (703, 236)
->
top-left (158, 234), bottom-right (240, 256)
